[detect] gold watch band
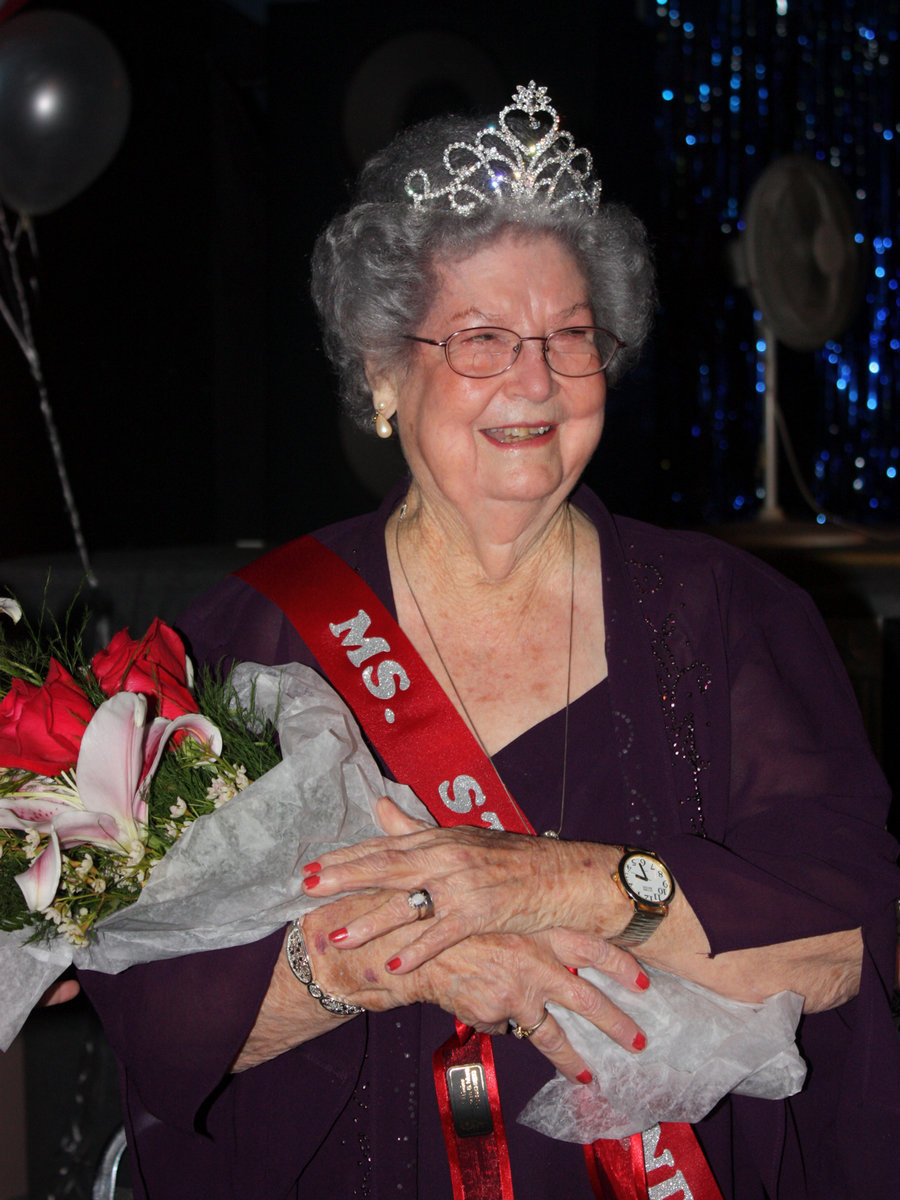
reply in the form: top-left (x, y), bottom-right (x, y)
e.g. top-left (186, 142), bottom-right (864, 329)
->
top-left (612, 906), bottom-right (667, 947)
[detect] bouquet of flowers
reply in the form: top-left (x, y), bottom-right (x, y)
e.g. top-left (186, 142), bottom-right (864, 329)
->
top-left (0, 595), bottom-right (424, 1052)
top-left (0, 598), bottom-right (278, 947)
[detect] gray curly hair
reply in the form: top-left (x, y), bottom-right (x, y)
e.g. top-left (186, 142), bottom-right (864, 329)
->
top-left (311, 111), bottom-right (656, 429)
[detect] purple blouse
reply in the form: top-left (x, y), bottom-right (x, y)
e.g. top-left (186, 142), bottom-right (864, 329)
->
top-left (80, 486), bottom-right (900, 1199)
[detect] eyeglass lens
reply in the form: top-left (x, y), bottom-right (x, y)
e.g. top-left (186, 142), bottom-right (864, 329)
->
top-left (446, 327), bottom-right (617, 378)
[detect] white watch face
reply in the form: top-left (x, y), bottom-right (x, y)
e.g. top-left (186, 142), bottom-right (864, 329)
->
top-left (622, 855), bottom-right (671, 904)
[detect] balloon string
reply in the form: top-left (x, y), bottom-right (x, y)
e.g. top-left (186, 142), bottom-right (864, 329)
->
top-left (0, 204), bottom-right (99, 590)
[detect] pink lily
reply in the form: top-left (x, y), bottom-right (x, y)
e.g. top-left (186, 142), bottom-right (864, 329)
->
top-left (14, 829), bottom-right (61, 910)
top-left (0, 692), bottom-right (221, 911)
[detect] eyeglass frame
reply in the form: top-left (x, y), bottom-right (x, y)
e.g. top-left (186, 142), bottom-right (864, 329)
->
top-left (401, 325), bottom-right (626, 379)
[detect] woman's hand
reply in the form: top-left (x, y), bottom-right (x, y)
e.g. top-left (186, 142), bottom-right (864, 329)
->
top-left (303, 900), bottom-right (648, 1083)
top-left (413, 929), bottom-right (648, 1081)
top-left (233, 887), bottom-right (648, 1081)
top-left (302, 797), bottom-right (636, 978)
top-left (40, 978), bottom-right (81, 1006)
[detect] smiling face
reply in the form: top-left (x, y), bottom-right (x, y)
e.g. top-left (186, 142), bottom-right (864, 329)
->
top-left (371, 230), bottom-right (607, 526)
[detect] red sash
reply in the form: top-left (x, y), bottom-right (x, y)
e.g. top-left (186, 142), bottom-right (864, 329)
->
top-left (235, 535), bottom-right (722, 1200)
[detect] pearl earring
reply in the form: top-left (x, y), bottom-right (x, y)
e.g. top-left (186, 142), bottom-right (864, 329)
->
top-left (373, 398), bottom-right (393, 439)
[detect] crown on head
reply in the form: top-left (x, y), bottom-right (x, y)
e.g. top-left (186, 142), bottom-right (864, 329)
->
top-left (404, 82), bottom-right (602, 216)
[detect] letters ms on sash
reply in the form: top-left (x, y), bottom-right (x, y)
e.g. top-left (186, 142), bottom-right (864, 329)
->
top-left (328, 610), bottom-right (504, 831)
top-left (329, 610), bottom-right (410, 706)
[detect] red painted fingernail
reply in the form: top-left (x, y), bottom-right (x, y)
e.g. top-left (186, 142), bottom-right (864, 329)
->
top-left (302, 861), bottom-right (321, 875)
top-left (632, 1032), bottom-right (647, 1052)
top-left (386, 957), bottom-right (402, 972)
top-left (329, 928), bottom-right (348, 944)
top-left (576, 1070), bottom-right (593, 1084)
top-left (303, 874), bottom-right (320, 889)
top-left (635, 971), bottom-right (650, 991)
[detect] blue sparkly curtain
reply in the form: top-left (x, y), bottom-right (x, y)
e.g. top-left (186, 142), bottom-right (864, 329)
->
top-left (645, 0), bottom-right (898, 524)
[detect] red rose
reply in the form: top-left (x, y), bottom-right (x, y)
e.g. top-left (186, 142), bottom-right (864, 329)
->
top-left (91, 619), bottom-right (196, 720)
top-left (0, 659), bottom-right (96, 774)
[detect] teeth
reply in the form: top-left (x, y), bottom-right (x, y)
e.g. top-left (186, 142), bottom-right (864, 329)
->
top-left (487, 425), bottom-right (551, 443)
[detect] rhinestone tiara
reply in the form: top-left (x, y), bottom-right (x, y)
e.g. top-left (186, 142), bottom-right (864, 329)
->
top-left (404, 81), bottom-right (602, 216)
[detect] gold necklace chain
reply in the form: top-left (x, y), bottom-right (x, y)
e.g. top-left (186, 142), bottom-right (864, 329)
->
top-left (394, 501), bottom-right (575, 838)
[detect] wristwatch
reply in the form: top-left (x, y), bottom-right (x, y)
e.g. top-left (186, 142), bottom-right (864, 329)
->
top-left (611, 847), bottom-right (675, 947)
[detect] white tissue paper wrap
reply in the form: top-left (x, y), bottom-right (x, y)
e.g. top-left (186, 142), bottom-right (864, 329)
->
top-left (518, 968), bottom-right (805, 1141)
top-left (0, 661), bottom-right (806, 1144)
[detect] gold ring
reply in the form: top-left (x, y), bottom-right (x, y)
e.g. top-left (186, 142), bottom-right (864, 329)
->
top-left (512, 1010), bottom-right (548, 1040)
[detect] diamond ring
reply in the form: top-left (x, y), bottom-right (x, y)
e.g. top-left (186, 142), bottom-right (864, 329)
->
top-left (511, 1010), bottom-right (549, 1040)
top-left (407, 888), bottom-right (435, 921)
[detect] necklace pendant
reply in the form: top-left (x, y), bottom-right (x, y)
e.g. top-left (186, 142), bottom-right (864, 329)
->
top-left (541, 829), bottom-right (560, 839)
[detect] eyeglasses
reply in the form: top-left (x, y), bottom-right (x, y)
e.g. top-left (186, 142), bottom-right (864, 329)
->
top-left (402, 326), bottom-right (625, 379)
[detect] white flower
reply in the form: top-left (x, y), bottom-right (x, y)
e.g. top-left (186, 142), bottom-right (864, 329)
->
top-left (58, 919), bottom-right (88, 947)
top-left (0, 597), bottom-right (22, 624)
top-left (169, 796), bottom-right (188, 818)
top-left (206, 764), bottom-right (250, 809)
top-left (125, 839), bottom-right (145, 867)
top-left (74, 854), bottom-right (94, 879)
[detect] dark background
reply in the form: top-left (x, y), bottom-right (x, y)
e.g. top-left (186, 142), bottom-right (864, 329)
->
top-left (3, 0), bottom-right (680, 561)
top-left (3, 1), bottom-right (897, 563)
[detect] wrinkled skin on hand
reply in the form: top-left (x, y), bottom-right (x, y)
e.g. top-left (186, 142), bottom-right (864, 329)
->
top-left (302, 797), bottom-right (635, 977)
top-left (236, 798), bottom-right (651, 1077)
top-left (298, 894), bottom-right (647, 1082)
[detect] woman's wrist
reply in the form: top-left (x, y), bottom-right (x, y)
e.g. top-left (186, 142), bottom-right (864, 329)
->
top-left (233, 898), bottom-right (416, 1072)
top-left (286, 920), bottom-right (366, 1016)
top-left (301, 898), bottom-right (424, 1011)
top-left (556, 839), bottom-right (635, 940)
top-left (231, 927), bottom-right (352, 1071)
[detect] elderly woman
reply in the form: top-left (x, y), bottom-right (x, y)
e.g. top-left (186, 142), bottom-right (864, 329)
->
top-left (81, 84), bottom-right (900, 1200)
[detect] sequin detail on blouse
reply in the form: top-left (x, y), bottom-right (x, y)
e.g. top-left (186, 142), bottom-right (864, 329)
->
top-left (628, 556), bottom-right (712, 835)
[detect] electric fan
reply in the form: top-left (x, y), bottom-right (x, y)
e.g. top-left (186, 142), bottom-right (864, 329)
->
top-left (730, 154), bottom-right (863, 520)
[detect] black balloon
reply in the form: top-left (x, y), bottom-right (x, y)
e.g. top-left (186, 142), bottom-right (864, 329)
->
top-left (0, 10), bottom-right (130, 215)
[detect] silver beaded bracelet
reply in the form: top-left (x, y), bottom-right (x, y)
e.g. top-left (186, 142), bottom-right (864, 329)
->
top-left (285, 919), bottom-right (365, 1017)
